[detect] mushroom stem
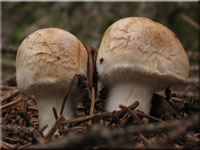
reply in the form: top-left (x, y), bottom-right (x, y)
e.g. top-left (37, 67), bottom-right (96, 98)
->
top-left (105, 80), bottom-right (154, 114)
top-left (36, 93), bottom-right (76, 134)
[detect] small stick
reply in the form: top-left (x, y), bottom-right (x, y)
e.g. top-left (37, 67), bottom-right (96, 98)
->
top-left (59, 126), bottom-right (87, 134)
top-left (193, 133), bottom-right (200, 137)
top-left (139, 133), bottom-right (153, 147)
top-left (63, 102), bottom-right (139, 125)
top-left (86, 46), bottom-right (93, 88)
top-left (0, 141), bottom-right (13, 149)
top-left (86, 46), bottom-right (96, 126)
top-left (90, 46), bottom-right (98, 61)
top-left (119, 104), bottom-right (142, 123)
top-left (119, 112), bottom-right (129, 126)
top-left (120, 116), bottom-right (129, 127)
top-left (180, 13), bottom-right (200, 30)
top-left (60, 75), bottom-right (76, 115)
top-left (39, 124), bottom-right (48, 134)
top-left (170, 97), bottom-right (185, 103)
top-left (88, 87), bottom-right (95, 126)
top-left (54, 107), bottom-right (64, 136)
top-left (21, 99), bottom-right (28, 113)
top-left (136, 141), bottom-right (145, 149)
top-left (3, 137), bottom-right (24, 143)
top-left (0, 97), bottom-right (22, 110)
top-left (120, 112), bottom-right (129, 123)
top-left (29, 114), bottom-right (38, 118)
top-left (33, 129), bottom-right (47, 144)
top-left (21, 99), bottom-right (29, 126)
top-left (12, 144), bottom-right (20, 149)
top-left (117, 101), bottom-right (139, 116)
top-left (90, 46), bottom-right (98, 54)
top-left (18, 142), bottom-right (32, 149)
top-left (45, 115), bottom-right (64, 141)
top-left (112, 111), bottom-right (120, 124)
top-left (63, 111), bottom-right (113, 125)
top-left (53, 107), bottom-right (58, 120)
top-left (1, 90), bottom-right (20, 103)
top-left (135, 110), bottom-right (162, 122)
top-left (28, 106), bottom-right (38, 111)
top-left (174, 144), bottom-right (184, 149)
top-left (63, 114), bottom-right (95, 124)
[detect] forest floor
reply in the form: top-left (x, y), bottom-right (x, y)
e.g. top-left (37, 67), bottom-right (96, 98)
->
top-left (1, 47), bottom-right (200, 149)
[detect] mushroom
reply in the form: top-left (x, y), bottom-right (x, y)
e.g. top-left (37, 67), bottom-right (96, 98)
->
top-left (16, 28), bottom-right (88, 133)
top-left (96, 17), bottom-right (189, 114)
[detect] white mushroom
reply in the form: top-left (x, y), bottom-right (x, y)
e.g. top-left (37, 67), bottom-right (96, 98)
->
top-left (97, 17), bottom-right (189, 114)
top-left (16, 28), bottom-right (88, 133)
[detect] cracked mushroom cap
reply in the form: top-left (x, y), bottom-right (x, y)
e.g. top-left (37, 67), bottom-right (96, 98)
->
top-left (16, 28), bottom-right (88, 93)
top-left (97, 17), bottom-right (189, 90)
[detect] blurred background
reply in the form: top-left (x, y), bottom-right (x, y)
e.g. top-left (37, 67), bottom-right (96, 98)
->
top-left (1, 2), bottom-right (199, 98)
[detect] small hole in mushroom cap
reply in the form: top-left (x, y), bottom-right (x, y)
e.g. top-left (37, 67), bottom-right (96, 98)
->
top-left (100, 58), bottom-right (104, 64)
top-left (57, 56), bottom-right (60, 60)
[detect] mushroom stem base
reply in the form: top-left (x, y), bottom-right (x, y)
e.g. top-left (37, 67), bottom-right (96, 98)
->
top-left (105, 80), bottom-right (154, 114)
top-left (36, 94), bottom-right (75, 134)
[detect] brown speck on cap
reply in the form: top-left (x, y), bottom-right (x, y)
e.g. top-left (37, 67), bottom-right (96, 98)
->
top-left (100, 58), bottom-right (104, 64)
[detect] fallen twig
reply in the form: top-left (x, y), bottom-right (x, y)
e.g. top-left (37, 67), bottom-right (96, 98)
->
top-left (63, 114), bottom-right (96, 124)
top-left (39, 124), bottom-right (48, 134)
top-left (0, 97), bottom-right (22, 110)
top-left (89, 87), bottom-right (95, 125)
top-left (53, 107), bottom-right (58, 120)
top-left (45, 115), bottom-right (64, 141)
top-left (59, 75), bottom-right (76, 115)
top-left (1, 90), bottom-right (20, 103)
top-left (170, 97), bottom-right (186, 103)
top-left (63, 101), bottom-right (139, 125)
top-left (86, 46), bottom-right (93, 88)
top-left (139, 133), bottom-right (153, 147)
top-left (119, 104), bottom-right (143, 124)
top-left (59, 126), bottom-right (87, 134)
top-left (119, 112), bottom-right (129, 127)
top-left (180, 13), bottom-right (199, 30)
top-left (31, 114), bottom-right (200, 149)
top-left (0, 140), bottom-right (14, 149)
top-left (33, 129), bottom-right (46, 145)
top-left (17, 142), bottom-right (32, 149)
top-left (135, 110), bottom-right (162, 122)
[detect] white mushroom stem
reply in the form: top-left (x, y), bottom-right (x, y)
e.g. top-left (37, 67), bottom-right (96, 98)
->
top-left (105, 80), bottom-right (154, 114)
top-left (34, 90), bottom-right (78, 135)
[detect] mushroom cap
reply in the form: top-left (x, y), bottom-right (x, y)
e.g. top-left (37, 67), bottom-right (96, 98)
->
top-left (97, 17), bottom-right (189, 90)
top-left (16, 28), bottom-right (88, 94)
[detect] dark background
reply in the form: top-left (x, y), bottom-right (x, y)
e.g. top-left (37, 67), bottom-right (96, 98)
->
top-left (1, 2), bottom-right (199, 77)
